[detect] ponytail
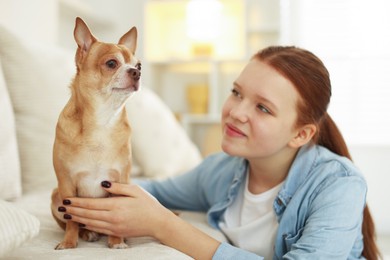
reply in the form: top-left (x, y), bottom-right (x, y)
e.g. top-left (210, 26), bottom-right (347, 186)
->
top-left (318, 113), bottom-right (381, 260)
top-left (317, 113), bottom-right (351, 159)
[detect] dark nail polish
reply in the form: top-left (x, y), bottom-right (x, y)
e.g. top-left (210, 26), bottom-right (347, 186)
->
top-left (101, 180), bottom-right (111, 188)
top-left (58, 206), bottom-right (66, 212)
top-left (63, 199), bottom-right (71, 205)
top-left (79, 223), bottom-right (86, 228)
top-left (64, 214), bottom-right (72, 220)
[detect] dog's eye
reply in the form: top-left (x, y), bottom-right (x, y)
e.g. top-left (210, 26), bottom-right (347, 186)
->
top-left (106, 60), bottom-right (118, 69)
top-left (135, 63), bottom-right (141, 71)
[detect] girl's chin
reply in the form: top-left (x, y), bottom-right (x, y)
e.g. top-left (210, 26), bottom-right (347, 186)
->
top-left (221, 140), bottom-right (242, 156)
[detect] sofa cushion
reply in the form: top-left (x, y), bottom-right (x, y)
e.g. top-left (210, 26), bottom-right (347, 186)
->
top-left (126, 88), bottom-right (202, 178)
top-left (0, 26), bottom-right (74, 193)
top-left (0, 58), bottom-right (22, 200)
top-left (0, 199), bottom-right (40, 257)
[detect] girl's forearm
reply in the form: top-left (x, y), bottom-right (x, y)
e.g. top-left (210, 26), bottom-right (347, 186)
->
top-left (154, 210), bottom-right (221, 260)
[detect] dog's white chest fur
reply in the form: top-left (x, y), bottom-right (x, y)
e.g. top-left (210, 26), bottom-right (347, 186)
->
top-left (67, 137), bottom-right (125, 198)
top-left (69, 161), bottom-right (122, 198)
top-left (74, 169), bottom-right (112, 198)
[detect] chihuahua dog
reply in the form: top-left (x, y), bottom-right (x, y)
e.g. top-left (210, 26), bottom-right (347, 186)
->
top-left (51, 17), bottom-right (140, 250)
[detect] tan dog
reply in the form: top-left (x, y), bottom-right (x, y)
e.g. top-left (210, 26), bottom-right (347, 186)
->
top-left (51, 17), bottom-right (140, 250)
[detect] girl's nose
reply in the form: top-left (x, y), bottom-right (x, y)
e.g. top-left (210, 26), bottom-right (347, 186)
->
top-left (229, 101), bottom-right (249, 123)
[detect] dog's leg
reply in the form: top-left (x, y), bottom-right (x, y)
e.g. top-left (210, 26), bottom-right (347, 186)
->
top-left (54, 182), bottom-right (79, 250)
top-left (55, 221), bottom-right (79, 249)
top-left (51, 188), bottom-right (66, 231)
top-left (108, 236), bottom-right (128, 249)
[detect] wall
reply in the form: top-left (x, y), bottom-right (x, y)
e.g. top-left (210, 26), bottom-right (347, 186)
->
top-left (0, 0), bottom-right (58, 43)
top-left (350, 146), bottom-right (390, 235)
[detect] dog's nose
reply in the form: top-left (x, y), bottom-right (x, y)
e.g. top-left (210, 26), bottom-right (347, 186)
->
top-left (128, 68), bottom-right (140, 81)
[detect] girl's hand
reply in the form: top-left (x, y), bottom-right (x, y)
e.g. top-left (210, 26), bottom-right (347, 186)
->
top-left (62, 182), bottom-right (173, 238)
top-left (61, 181), bottom-right (220, 259)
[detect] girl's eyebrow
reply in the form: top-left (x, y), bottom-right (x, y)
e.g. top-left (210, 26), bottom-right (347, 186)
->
top-left (255, 94), bottom-right (278, 113)
top-left (233, 81), bottom-right (279, 113)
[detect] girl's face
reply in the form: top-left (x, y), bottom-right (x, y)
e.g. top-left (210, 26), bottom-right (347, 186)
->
top-left (221, 59), bottom-right (301, 160)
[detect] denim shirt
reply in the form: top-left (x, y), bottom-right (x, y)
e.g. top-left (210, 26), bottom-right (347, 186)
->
top-left (138, 144), bottom-right (367, 259)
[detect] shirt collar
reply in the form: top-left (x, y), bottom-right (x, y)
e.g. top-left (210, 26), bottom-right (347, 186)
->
top-left (276, 144), bottom-right (318, 207)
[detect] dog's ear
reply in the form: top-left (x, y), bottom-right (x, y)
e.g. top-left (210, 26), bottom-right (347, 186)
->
top-left (119, 27), bottom-right (137, 55)
top-left (74, 17), bottom-right (97, 55)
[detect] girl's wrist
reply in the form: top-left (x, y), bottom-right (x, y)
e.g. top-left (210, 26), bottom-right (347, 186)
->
top-left (151, 207), bottom-right (178, 241)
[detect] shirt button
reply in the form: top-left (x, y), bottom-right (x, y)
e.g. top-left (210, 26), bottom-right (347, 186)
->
top-left (277, 198), bottom-right (283, 205)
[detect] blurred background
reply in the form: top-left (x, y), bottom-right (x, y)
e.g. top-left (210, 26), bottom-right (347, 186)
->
top-left (1, 0), bottom-right (389, 256)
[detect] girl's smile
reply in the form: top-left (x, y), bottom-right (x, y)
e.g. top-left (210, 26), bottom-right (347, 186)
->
top-left (224, 123), bottom-right (246, 138)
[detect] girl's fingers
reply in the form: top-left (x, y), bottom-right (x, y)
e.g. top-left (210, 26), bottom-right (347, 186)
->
top-left (102, 182), bottom-right (145, 198)
top-left (64, 197), bottom-right (113, 210)
top-left (64, 204), bottom-right (111, 221)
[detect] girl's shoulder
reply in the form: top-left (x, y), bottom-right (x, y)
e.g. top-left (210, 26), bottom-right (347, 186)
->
top-left (314, 145), bottom-right (364, 179)
top-left (284, 145), bottom-right (366, 197)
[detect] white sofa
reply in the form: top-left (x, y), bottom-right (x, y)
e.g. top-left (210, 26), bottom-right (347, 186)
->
top-left (0, 25), bottom-right (227, 259)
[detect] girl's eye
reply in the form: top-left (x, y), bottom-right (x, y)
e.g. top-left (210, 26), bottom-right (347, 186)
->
top-left (106, 59), bottom-right (118, 69)
top-left (231, 88), bottom-right (241, 97)
top-left (257, 104), bottom-right (271, 114)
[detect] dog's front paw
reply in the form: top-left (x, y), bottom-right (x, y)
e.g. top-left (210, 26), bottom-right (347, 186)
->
top-left (108, 236), bottom-right (128, 249)
top-left (55, 240), bottom-right (78, 250)
top-left (109, 242), bottom-right (128, 249)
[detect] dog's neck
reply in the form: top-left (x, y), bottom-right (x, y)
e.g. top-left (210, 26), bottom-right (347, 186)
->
top-left (67, 85), bottom-right (131, 128)
top-left (95, 98), bottom-right (130, 126)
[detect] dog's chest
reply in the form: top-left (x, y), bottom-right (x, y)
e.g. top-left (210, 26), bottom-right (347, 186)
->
top-left (66, 130), bottom-right (130, 197)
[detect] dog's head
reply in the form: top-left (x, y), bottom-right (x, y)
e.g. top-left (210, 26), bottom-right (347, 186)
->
top-left (72, 17), bottom-right (141, 102)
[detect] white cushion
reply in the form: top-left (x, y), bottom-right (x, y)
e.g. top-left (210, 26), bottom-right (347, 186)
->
top-left (0, 199), bottom-right (40, 257)
top-left (127, 88), bottom-right (202, 178)
top-left (0, 25), bottom-right (74, 193)
top-left (0, 58), bottom-right (22, 200)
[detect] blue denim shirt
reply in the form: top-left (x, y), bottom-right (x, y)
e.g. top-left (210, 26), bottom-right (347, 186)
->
top-left (138, 144), bottom-right (367, 259)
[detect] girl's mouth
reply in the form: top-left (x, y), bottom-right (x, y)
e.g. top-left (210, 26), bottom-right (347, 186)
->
top-left (225, 123), bottom-right (246, 137)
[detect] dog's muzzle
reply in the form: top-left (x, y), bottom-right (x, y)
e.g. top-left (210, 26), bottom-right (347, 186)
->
top-left (128, 68), bottom-right (141, 81)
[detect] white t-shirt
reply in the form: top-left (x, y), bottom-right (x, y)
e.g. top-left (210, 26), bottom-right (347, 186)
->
top-left (219, 173), bottom-right (283, 259)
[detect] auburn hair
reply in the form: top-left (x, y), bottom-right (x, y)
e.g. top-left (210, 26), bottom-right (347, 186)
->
top-left (253, 46), bottom-right (381, 259)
